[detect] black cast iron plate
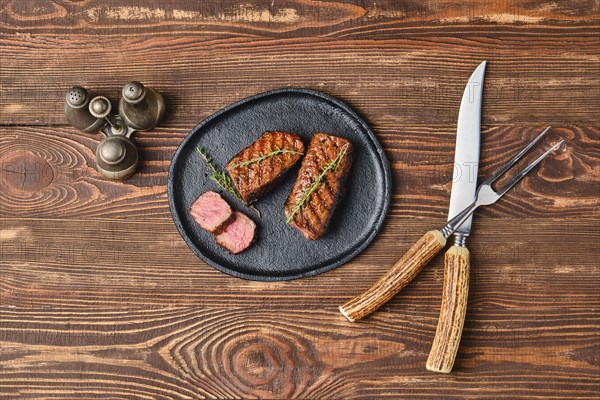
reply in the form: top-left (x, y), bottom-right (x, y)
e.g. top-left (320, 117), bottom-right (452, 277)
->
top-left (168, 88), bottom-right (391, 281)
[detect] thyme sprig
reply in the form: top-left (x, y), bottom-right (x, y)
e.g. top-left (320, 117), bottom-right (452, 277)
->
top-left (229, 146), bottom-right (304, 170)
top-left (286, 144), bottom-right (349, 224)
top-left (196, 147), bottom-right (245, 204)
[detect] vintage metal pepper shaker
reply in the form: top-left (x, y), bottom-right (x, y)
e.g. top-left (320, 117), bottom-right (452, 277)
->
top-left (119, 81), bottom-right (165, 131)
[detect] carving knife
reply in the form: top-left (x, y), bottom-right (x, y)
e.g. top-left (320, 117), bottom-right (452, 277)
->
top-left (339, 61), bottom-right (487, 371)
top-left (426, 60), bottom-right (486, 373)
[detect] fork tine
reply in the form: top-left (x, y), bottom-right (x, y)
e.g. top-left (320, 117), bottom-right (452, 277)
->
top-left (496, 139), bottom-right (564, 197)
top-left (482, 126), bottom-right (552, 185)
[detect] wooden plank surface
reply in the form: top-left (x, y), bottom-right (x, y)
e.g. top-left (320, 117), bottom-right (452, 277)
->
top-left (1, 0), bottom-right (599, 398)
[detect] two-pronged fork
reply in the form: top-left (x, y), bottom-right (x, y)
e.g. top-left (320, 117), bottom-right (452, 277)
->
top-left (441, 126), bottom-right (563, 239)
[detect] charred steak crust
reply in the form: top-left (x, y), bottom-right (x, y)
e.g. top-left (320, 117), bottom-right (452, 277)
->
top-left (226, 131), bottom-right (305, 203)
top-left (284, 133), bottom-right (353, 240)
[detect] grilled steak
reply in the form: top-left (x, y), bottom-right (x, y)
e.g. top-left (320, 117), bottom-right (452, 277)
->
top-left (226, 131), bottom-right (304, 203)
top-left (284, 133), bottom-right (353, 240)
top-left (190, 191), bottom-right (233, 233)
top-left (215, 211), bottom-right (256, 254)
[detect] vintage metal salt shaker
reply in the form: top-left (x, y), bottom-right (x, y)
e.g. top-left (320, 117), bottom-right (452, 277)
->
top-left (65, 86), bottom-right (106, 133)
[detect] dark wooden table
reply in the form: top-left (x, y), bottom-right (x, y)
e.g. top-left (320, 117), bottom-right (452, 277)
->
top-left (1, 1), bottom-right (599, 398)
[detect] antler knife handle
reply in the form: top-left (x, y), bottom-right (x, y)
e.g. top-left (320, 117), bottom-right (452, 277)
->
top-left (339, 230), bottom-right (446, 322)
top-left (426, 245), bottom-right (470, 373)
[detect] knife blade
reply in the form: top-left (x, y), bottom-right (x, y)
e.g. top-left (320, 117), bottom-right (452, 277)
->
top-left (448, 60), bottom-right (486, 236)
top-left (426, 61), bottom-right (486, 373)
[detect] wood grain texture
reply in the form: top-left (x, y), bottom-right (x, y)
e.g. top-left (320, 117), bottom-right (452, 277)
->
top-left (0, 217), bottom-right (597, 309)
top-left (1, 1), bottom-right (599, 127)
top-left (1, 305), bottom-right (597, 399)
top-left (1, 0), bottom-right (599, 398)
top-left (427, 245), bottom-right (470, 373)
top-left (340, 230), bottom-right (446, 321)
top-left (1, 125), bottom-right (597, 220)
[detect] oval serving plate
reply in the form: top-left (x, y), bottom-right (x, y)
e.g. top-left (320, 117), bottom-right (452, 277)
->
top-left (168, 88), bottom-right (391, 281)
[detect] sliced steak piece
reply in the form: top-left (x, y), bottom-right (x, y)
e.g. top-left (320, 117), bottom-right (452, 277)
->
top-left (226, 131), bottom-right (304, 204)
top-left (190, 191), bottom-right (233, 233)
top-left (284, 133), bottom-right (353, 240)
top-left (214, 211), bottom-right (256, 254)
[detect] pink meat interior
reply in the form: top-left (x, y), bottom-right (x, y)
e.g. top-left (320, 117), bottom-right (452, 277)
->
top-left (190, 191), bottom-right (233, 233)
top-left (215, 211), bottom-right (256, 254)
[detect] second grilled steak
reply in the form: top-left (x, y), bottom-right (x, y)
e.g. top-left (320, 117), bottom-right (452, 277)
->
top-left (226, 131), bottom-right (304, 204)
top-left (284, 133), bottom-right (353, 240)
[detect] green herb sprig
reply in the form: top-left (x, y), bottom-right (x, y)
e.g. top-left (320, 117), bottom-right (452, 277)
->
top-left (196, 147), bottom-right (245, 204)
top-left (229, 146), bottom-right (304, 170)
top-left (286, 144), bottom-right (349, 224)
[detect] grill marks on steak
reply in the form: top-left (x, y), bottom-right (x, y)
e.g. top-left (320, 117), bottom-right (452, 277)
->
top-left (190, 191), bottom-right (256, 254)
top-left (285, 133), bottom-right (353, 240)
top-left (214, 211), bottom-right (256, 254)
top-left (190, 191), bottom-right (233, 233)
top-left (226, 131), bottom-right (304, 204)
